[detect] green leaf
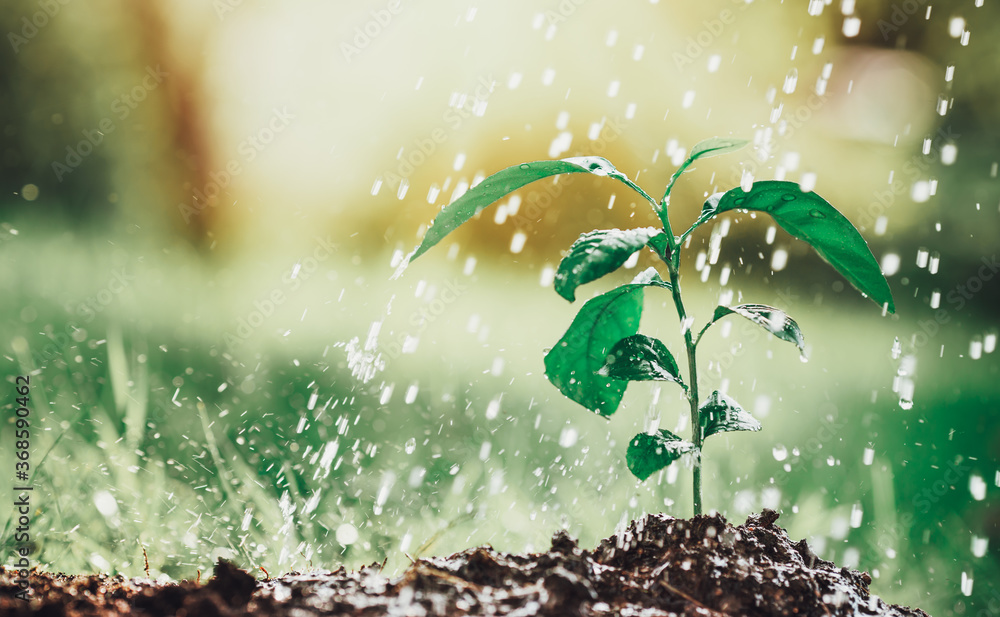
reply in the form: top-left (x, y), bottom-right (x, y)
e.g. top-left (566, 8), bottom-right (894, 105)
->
top-left (698, 181), bottom-right (895, 313)
top-left (544, 271), bottom-right (672, 417)
top-left (626, 430), bottom-right (696, 481)
top-left (554, 228), bottom-right (663, 302)
top-left (699, 391), bottom-right (761, 440)
top-left (598, 334), bottom-right (684, 387)
top-left (543, 285), bottom-right (644, 417)
top-left (707, 304), bottom-right (806, 357)
top-left (410, 157), bottom-right (656, 261)
top-left (645, 233), bottom-right (672, 263)
top-left (630, 267), bottom-right (672, 290)
top-left (688, 137), bottom-right (751, 161)
top-left (662, 137), bottom-right (750, 203)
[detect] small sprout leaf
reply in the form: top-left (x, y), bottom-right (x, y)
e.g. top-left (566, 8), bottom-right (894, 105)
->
top-left (700, 391), bottom-right (762, 440)
top-left (687, 137), bottom-right (751, 161)
top-left (698, 181), bottom-right (895, 312)
top-left (645, 232), bottom-right (672, 263)
top-left (709, 304), bottom-right (806, 356)
top-left (662, 137), bottom-right (750, 202)
top-left (599, 334), bottom-right (684, 387)
top-left (410, 157), bottom-right (656, 262)
top-left (626, 430), bottom-right (696, 481)
top-left (555, 228), bottom-right (664, 302)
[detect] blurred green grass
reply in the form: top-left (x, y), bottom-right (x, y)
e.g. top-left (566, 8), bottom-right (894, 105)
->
top-left (1, 214), bottom-right (996, 617)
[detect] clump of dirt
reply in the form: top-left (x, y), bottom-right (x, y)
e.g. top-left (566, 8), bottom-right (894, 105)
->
top-left (0, 510), bottom-right (930, 616)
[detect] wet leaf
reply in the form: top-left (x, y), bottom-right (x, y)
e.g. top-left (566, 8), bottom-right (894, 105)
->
top-left (411, 157), bottom-right (655, 261)
top-left (630, 267), bottom-right (672, 290)
top-left (555, 228), bottom-right (664, 302)
top-left (708, 304), bottom-right (806, 356)
top-left (626, 430), bottom-right (696, 481)
top-left (544, 286), bottom-right (642, 417)
top-left (700, 391), bottom-right (761, 440)
top-left (544, 271), bottom-right (672, 417)
top-left (697, 181), bottom-right (894, 313)
top-left (599, 334), bottom-right (684, 387)
top-left (662, 137), bottom-right (750, 202)
top-left (687, 137), bottom-right (751, 161)
top-left (645, 233), bottom-right (672, 263)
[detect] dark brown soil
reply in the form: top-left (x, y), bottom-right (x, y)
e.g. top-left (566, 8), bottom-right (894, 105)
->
top-left (0, 510), bottom-right (930, 616)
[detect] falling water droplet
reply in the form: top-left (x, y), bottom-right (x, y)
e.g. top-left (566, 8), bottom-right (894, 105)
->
top-left (949, 16), bottom-right (966, 38)
top-left (842, 16), bottom-right (861, 37)
top-left (850, 503), bottom-right (864, 528)
top-left (941, 144), bottom-right (958, 165)
top-left (972, 535), bottom-right (989, 558)
top-left (682, 90), bottom-right (696, 109)
top-left (961, 571), bottom-right (974, 596)
top-left (771, 248), bottom-right (788, 271)
top-left (559, 427), bottom-right (579, 447)
top-left (984, 333), bottom-right (996, 354)
top-left (510, 231), bottom-right (527, 254)
top-left (783, 69), bottom-right (799, 94)
top-left (485, 396), bottom-right (501, 420)
top-left (970, 338), bottom-right (983, 360)
top-left (336, 523), bottom-right (359, 545)
top-left (404, 437), bottom-right (416, 454)
top-left (880, 253), bottom-right (900, 276)
top-left (970, 474), bottom-right (987, 501)
top-left (772, 445), bottom-right (788, 461)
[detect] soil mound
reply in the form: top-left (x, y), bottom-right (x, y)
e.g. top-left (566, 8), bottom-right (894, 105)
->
top-left (0, 510), bottom-right (929, 616)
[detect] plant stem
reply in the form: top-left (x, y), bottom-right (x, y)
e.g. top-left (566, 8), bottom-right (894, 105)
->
top-left (663, 250), bottom-right (703, 517)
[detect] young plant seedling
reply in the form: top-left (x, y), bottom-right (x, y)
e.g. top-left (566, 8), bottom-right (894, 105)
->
top-left (403, 137), bottom-right (894, 515)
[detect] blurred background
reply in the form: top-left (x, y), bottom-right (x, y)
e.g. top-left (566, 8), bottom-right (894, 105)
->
top-left (0, 0), bottom-right (997, 614)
